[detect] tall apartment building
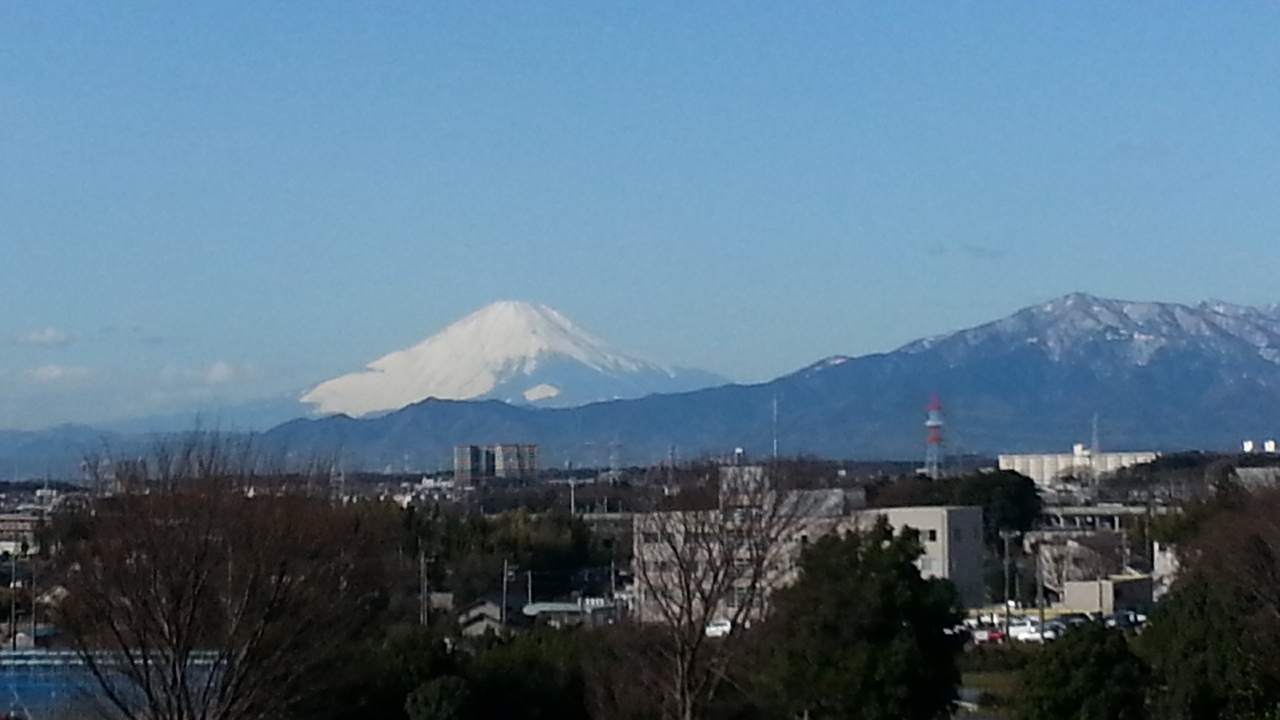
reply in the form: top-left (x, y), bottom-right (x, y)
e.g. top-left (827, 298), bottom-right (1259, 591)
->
top-left (492, 444), bottom-right (539, 479)
top-left (453, 445), bottom-right (489, 486)
top-left (454, 444), bottom-right (539, 486)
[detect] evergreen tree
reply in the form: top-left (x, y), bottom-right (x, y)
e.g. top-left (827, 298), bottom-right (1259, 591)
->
top-left (1018, 622), bottom-right (1149, 720)
top-left (762, 517), bottom-right (963, 720)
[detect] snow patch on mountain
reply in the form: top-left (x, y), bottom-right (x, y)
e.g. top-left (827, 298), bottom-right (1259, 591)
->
top-left (523, 383), bottom-right (561, 402)
top-left (301, 301), bottom-right (725, 415)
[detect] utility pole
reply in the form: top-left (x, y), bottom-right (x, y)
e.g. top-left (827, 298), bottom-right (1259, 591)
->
top-left (418, 549), bottom-right (429, 626)
top-left (9, 539), bottom-right (16, 650)
top-left (1000, 530), bottom-right (1017, 639)
top-left (1035, 540), bottom-right (1046, 638)
top-left (501, 559), bottom-right (509, 628)
top-left (28, 554), bottom-right (35, 641)
top-left (526, 570), bottom-right (533, 606)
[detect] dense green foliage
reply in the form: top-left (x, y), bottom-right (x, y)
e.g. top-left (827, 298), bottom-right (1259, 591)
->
top-left (333, 626), bottom-right (592, 720)
top-left (1017, 622), bottom-right (1149, 720)
top-left (1139, 578), bottom-right (1271, 720)
top-left (461, 630), bottom-right (592, 720)
top-left (760, 518), bottom-right (964, 720)
top-left (405, 505), bottom-right (610, 603)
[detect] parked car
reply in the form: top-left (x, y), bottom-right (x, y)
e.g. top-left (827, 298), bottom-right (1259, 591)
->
top-left (1007, 621), bottom-right (1043, 642)
top-left (704, 619), bottom-right (732, 638)
top-left (971, 627), bottom-right (1005, 645)
top-left (1105, 611), bottom-right (1146, 629)
top-left (1039, 620), bottom-right (1068, 640)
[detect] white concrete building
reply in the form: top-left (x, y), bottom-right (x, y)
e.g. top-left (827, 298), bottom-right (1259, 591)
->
top-left (999, 444), bottom-right (1157, 486)
top-left (850, 506), bottom-right (986, 609)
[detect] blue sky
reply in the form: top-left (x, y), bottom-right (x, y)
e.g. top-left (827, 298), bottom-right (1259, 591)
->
top-left (3, 2), bottom-right (1280, 429)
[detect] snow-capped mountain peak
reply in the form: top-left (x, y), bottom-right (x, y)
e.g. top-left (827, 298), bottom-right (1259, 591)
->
top-left (301, 301), bottom-right (725, 415)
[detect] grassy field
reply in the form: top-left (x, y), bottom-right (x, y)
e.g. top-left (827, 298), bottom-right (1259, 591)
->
top-left (962, 671), bottom-right (1022, 719)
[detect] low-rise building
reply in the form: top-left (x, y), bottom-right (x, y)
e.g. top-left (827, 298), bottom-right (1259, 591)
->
top-left (630, 466), bottom-right (985, 626)
top-left (0, 514), bottom-right (42, 555)
top-left (1062, 574), bottom-right (1153, 615)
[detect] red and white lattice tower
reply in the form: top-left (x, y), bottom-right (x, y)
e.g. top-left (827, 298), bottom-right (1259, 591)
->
top-left (924, 392), bottom-right (944, 479)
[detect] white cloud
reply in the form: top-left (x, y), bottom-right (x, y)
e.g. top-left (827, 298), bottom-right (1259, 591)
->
top-left (18, 328), bottom-right (73, 347)
top-left (26, 364), bottom-right (90, 383)
top-left (203, 360), bottom-right (245, 385)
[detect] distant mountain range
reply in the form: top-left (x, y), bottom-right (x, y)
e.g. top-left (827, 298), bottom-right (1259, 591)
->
top-left (260, 293), bottom-right (1280, 470)
top-left (6, 293), bottom-right (1280, 476)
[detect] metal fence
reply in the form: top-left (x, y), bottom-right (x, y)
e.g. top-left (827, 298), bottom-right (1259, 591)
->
top-left (0, 652), bottom-right (100, 720)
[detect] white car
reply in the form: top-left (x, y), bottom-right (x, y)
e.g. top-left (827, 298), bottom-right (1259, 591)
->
top-left (1007, 621), bottom-right (1043, 642)
top-left (704, 619), bottom-right (732, 638)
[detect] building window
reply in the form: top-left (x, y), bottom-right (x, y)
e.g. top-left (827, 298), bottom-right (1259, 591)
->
top-left (726, 587), bottom-right (752, 608)
top-left (927, 529), bottom-right (938, 542)
top-left (920, 557), bottom-right (934, 572)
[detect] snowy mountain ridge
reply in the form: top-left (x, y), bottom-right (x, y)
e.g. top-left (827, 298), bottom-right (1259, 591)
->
top-left (896, 292), bottom-right (1280, 368)
top-left (301, 301), bottom-right (725, 415)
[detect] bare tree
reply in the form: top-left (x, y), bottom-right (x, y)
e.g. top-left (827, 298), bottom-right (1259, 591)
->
top-left (54, 437), bottom-right (398, 720)
top-left (629, 462), bottom-right (837, 720)
top-left (1186, 486), bottom-right (1280, 687)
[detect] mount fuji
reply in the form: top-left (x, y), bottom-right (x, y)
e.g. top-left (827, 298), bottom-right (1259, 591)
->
top-left (300, 301), bottom-right (726, 415)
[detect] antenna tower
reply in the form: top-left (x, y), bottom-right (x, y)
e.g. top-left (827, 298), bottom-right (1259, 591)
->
top-left (924, 392), bottom-right (945, 479)
top-left (1090, 413), bottom-right (1101, 485)
top-left (772, 395), bottom-right (779, 460)
top-left (608, 441), bottom-right (621, 481)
